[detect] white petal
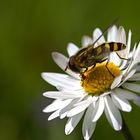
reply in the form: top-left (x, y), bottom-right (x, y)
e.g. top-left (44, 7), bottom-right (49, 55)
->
top-left (82, 103), bottom-right (96, 140)
top-left (111, 92), bottom-right (132, 112)
top-left (119, 60), bottom-right (129, 71)
top-left (116, 26), bottom-right (126, 44)
top-left (92, 96), bottom-right (104, 122)
top-left (67, 43), bottom-right (79, 56)
top-left (52, 52), bottom-right (80, 79)
top-left (116, 26), bottom-right (128, 60)
top-left (43, 91), bottom-right (84, 100)
top-left (47, 99), bottom-right (73, 120)
top-left (126, 43), bottom-right (140, 72)
top-left (116, 27), bottom-right (128, 58)
top-left (116, 88), bottom-right (140, 107)
top-left (65, 112), bottom-right (84, 135)
top-left (101, 91), bottom-right (111, 97)
top-left (135, 65), bottom-right (140, 71)
top-left (122, 82), bottom-right (140, 93)
top-left (104, 96), bottom-right (122, 130)
top-left (111, 75), bottom-right (123, 89)
top-left (109, 52), bottom-right (121, 66)
top-left (67, 97), bottom-right (93, 117)
top-left (128, 73), bottom-right (140, 81)
top-left (60, 111), bottom-right (68, 119)
top-left (52, 51), bottom-right (68, 69)
top-left (122, 68), bottom-right (136, 82)
top-left (107, 25), bottom-right (117, 42)
top-left (134, 42), bottom-right (140, 61)
top-left (122, 44), bottom-right (137, 73)
top-left (43, 99), bottom-right (71, 113)
top-left (82, 36), bottom-right (93, 47)
top-left (48, 109), bottom-right (60, 121)
top-left (126, 30), bottom-right (132, 54)
top-left (41, 72), bottom-right (81, 90)
top-left (93, 28), bottom-right (105, 47)
top-left (59, 99), bottom-right (78, 119)
top-left (126, 46), bottom-right (138, 73)
top-left (74, 96), bottom-right (98, 107)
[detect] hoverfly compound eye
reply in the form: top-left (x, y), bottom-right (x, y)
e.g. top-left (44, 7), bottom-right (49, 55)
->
top-left (65, 57), bottom-right (74, 72)
top-left (67, 56), bottom-right (80, 73)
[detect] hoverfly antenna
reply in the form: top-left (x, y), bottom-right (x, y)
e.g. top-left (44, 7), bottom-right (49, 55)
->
top-left (92, 17), bottom-right (120, 46)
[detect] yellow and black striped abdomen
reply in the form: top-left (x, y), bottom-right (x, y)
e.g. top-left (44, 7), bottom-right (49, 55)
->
top-left (93, 42), bottom-right (126, 56)
top-left (105, 42), bottom-right (126, 52)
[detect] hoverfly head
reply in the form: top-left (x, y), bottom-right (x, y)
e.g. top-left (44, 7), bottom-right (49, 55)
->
top-left (66, 55), bottom-right (80, 73)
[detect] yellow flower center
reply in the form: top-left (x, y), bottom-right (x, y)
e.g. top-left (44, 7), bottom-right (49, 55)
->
top-left (80, 62), bottom-right (121, 95)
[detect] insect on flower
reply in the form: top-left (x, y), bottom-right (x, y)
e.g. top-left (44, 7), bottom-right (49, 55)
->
top-left (42, 22), bottom-right (140, 140)
top-left (65, 19), bottom-right (128, 76)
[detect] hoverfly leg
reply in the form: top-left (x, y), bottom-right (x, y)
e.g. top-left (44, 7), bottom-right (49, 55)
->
top-left (105, 59), bottom-right (115, 78)
top-left (85, 67), bottom-right (88, 72)
top-left (80, 73), bottom-right (85, 87)
top-left (116, 52), bottom-right (130, 61)
top-left (98, 58), bottom-right (114, 77)
top-left (80, 64), bottom-right (96, 85)
top-left (80, 73), bottom-right (85, 79)
top-left (91, 64), bottom-right (96, 69)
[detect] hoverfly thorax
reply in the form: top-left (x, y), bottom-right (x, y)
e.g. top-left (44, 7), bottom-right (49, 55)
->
top-left (66, 46), bottom-right (96, 73)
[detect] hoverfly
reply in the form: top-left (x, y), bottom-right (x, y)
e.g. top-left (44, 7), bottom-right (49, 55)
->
top-left (67, 42), bottom-right (126, 73)
top-left (65, 19), bottom-right (127, 75)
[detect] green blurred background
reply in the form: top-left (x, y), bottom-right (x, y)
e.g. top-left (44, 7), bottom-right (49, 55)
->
top-left (0, 0), bottom-right (140, 140)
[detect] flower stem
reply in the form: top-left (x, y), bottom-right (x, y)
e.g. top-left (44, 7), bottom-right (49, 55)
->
top-left (121, 115), bottom-right (134, 140)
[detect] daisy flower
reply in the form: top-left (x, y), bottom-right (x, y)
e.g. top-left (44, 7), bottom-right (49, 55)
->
top-left (42, 25), bottom-right (140, 140)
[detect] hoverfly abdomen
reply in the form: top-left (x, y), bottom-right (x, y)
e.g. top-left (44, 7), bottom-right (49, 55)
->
top-left (105, 42), bottom-right (126, 52)
top-left (93, 42), bottom-right (126, 56)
